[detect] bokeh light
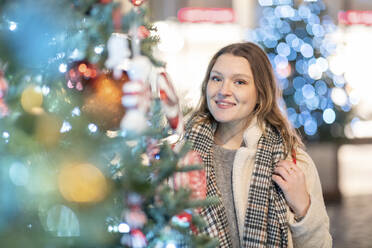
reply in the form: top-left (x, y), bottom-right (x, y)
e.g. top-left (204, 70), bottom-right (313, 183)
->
top-left (323, 108), bottom-right (336, 124)
top-left (251, 0), bottom-right (350, 139)
top-left (60, 121), bottom-right (72, 133)
top-left (304, 117), bottom-right (317, 135)
top-left (300, 43), bottom-right (314, 58)
top-left (58, 162), bottom-right (108, 203)
top-left (118, 223), bottom-right (130, 233)
top-left (302, 84), bottom-right (315, 99)
top-left (21, 85), bottom-right (43, 114)
top-left (9, 162), bottom-right (29, 186)
top-left (44, 205), bottom-right (80, 237)
top-left (331, 88), bottom-right (348, 106)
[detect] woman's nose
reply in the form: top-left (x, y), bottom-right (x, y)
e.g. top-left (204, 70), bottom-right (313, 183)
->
top-left (218, 81), bottom-right (232, 96)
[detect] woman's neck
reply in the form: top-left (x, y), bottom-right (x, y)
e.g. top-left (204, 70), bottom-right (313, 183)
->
top-left (214, 123), bottom-right (246, 150)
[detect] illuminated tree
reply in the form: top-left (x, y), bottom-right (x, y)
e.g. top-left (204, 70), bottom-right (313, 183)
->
top-left (252, 0), bottom-right (349, 141)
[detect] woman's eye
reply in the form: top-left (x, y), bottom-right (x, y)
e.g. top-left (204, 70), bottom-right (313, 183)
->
top-left (235, 80), bottom-right (246, 85)
top-left (210, 76), bottom-right (221, 82)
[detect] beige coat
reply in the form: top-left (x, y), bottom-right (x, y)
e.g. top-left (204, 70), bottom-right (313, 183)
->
top-left (233, 119), bottom-right (332, 247)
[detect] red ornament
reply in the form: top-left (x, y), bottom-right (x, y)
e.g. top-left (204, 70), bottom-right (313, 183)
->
top-left (177, 211), bottom-right (192, 224)
top-left (100, 0), bottom-right (112, 3)
top-left (172, 211), bottom-right (198, 233)
top-left (129, 0), bottom-right (146, 7)
top-left (0, 71), bottom-right (7, 98)
top-left (138, 25), bottom-right (150, 39)
top-left (168, 115), bottom-right (180, 130)
top-left (0, 71), bottom-right (9, 117)
top-left (66, 61), bottom-right (98, 91)
top-left (124, 208), bottom-right (147, 229)
top-left (130, 229), bottom-right (147, 247)
top-left (0, 101), bottom-right (8, 117)
top-left (112, 7), bottom-right (122, 30)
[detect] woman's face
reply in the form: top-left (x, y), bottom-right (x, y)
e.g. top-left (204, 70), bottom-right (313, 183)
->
top-left (206, 53), bottom-right (257, 129)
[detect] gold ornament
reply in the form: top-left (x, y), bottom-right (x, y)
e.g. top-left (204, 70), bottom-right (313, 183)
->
top-left (82, 71), bottom-right (129, 130)
top-left (21, 85), bottom-right (43, 114)
top-left (58, 162), bottom-right (108, 203)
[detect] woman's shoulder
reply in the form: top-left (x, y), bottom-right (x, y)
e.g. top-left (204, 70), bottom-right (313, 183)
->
top-left (292, 147), bottom-right (319, 177)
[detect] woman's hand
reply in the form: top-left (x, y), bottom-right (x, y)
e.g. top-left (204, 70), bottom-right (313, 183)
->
top-left (272, 160), bottom-right (310, 219)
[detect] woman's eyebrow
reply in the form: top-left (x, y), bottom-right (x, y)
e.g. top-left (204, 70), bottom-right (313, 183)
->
top-left (232, 73), bottom-right (253, 80)
top-left (210, 70), bottom-right (223, 76)
top-left (211, 70), bottom-right (252, 79)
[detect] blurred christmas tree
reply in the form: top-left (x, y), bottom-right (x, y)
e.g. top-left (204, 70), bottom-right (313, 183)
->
top-left (251, 0), bottom-right (350, 142)
top-left (0, 0), bottom-right (217, 247)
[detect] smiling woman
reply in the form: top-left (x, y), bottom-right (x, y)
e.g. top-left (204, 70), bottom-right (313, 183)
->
top-left (206, 54), bottom-right (257, 149)
top-left (184, 42), bottom-right (332, 247)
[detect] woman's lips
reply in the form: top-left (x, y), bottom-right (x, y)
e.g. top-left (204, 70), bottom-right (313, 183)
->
top-left (215, 100), bottom-right (236, 109)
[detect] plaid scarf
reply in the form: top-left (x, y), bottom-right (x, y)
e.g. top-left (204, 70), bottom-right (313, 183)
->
top-left (185, 114), bottom-right (288, 247)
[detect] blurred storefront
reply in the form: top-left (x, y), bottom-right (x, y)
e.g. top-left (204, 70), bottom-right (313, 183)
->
top-left (332, 8), bottom-right (372, 197)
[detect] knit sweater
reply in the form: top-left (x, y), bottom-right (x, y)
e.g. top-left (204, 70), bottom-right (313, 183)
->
top-left (230, 118), bottom-right (332, 247)
top-left (213, 144), bottom-right (240, 247)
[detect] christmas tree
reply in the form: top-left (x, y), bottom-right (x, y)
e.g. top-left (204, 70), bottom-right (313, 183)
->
top-left (0, 0), bottom-right (217, 247)
top-left (251, 0), bottom-right (349, 141)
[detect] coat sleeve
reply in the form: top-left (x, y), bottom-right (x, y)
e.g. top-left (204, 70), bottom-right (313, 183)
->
top-left (288, 148), bottom-right (333, 248)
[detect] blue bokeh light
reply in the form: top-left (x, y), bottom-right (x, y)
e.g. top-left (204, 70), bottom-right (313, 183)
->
top-left (276, 42), bottom-right (291, 57)
top-left (306, 24), bottom-right (314, 36)
top-left (323, 108), bottom-right (336, 124)
top-left (287, 48), bottom-right (297, 61)
top-left (299, 111), bottom-right (311, 125)
top-left (278, 78), bottom-right (289, 89)
top-left (253, 0), bottom-right (348, 138)
top-left (275, 5), bottom-right (295, 18)
top-left (341, 103), bottom-right (352, 112)
top-left (285, 33), bottom-right (297, 44)
top-left (294, 90), bottom-right (305, 105)
top-left (291, 37), bottom-right (302, 51)
top-left (298, 5), bottom-right (311, 19)
top-left (319, 96), bottom-right (328, 110)
top-left (304, 118), bottom-right (318, 135)
top-left (306, 95), bottom-right (319, 110)
top-left (277, 21), bottom-right (291, 34)
top-left (258, 0), bottom-right (274, 6)
top-left (308, 14), bottom-right (321, 25)
top-left (263, 38), bottom-right (278, 48)
top-left (295, 59), bottom-right (308, 74)
top-left (315, 80), bottom-right (327, 95)
top-left (300, 43), bottom-right (314, 58)
top-left (333, 75), bottom-right (346, 87)
top-left (274, 55), bottom-right (288, 68)
top-left (302, 84), bottom-right (315, 99)
top-left (293, 76), bottom-right (306, 90)
top-left (312, 24), bottom-right (325, 37)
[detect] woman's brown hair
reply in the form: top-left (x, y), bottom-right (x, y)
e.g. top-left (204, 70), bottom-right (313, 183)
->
top-left (194, 42), bottom-right (303, 156)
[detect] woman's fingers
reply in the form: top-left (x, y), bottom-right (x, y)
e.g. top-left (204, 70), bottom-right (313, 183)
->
top-left (273, 159), bottom-right (310, 218)
top-left (274, 160), bottom-right (299, 181)
top-left (272, 174), bottom-right (288, 190)
top-left (274, 166), bottom-right (291, 181)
